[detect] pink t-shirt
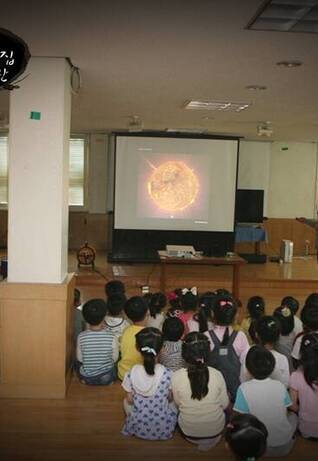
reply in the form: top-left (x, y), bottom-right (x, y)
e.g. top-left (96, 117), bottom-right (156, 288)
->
top-left (178, 311), bottom-right (195, 335)
top-left (289, 369), bottom-right (318, 438)
top-left (204, 325), bottom-right (249, 363)
top-left (187, 318), bottom-right (214, 333)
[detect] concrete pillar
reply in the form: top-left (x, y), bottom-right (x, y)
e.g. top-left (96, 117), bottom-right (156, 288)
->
top-left (8, 57), bottom-right (71, 283)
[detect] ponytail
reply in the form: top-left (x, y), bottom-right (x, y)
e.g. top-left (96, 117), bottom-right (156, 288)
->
top-left (135, 327), bottom-right (163, 376)
top-left (187, 362), bottom-right (209, 400)
top-left (182, 332), bottom-right (210, 400)
top-left (142, 348), bottom-right (156, 375)
top-left (198, 308), bottom-right (208, 333)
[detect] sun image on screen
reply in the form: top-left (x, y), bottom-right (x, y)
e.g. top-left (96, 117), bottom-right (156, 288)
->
top-left (147, 160), bottom-right (199, 212)
top-left (137, 153), bottom-right (209, 221)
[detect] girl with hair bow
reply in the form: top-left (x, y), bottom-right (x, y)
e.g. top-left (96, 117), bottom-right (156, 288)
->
top-left (121, 327), bottom-right (177, 440)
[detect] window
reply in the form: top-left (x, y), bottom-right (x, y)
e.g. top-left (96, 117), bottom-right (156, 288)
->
top-left (69, 138), bottom-right (86, 207)
top-left (0, 136), bottom-right (87, 208)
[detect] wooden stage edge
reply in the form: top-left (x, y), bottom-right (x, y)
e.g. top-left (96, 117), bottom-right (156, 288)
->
top-left (72, 252), bottom-right (318, 312)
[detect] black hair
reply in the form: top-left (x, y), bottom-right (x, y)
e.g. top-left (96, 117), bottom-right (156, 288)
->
top-left (136, 327), bottom-right (163, 375)
top-left (148, 292), bottom-right (167, 318)
top-left (124, 296), bottom-right (148, 323)
top-left (225, 414), bottom-right (268, 461)
top-left (107, 293), bottom-right (127, 316)
top-left (245, 345), bottom-right (275, 380)
top-left (181, 290), bottom-right (198, 312)
top-left (194, 292), bottom-right (216, 333)
top-left (182, 332), bottom-right (210, 400)
top-left (304, 292), bottom-right (318, 308)
top-left (247, 296), bottom-right (265, 344)
top-left (82, 298), bottom-right (107, 326)
top-left (281, 296), bottom-right (299, 315)
top-left (162, 317), bottom-right (184, 341)
top-left (299, 332), bottom-right (318, 388)
top-left (74, 288), bottom-right (81, 306)
top-left (255, 315), bottom-right (280, 346)
top-left (104, 279), bottom-right (125, 297)
top-left (247, 296), bottom-right (265, 319)
top-left (273, 306), bottom-right (295, 336)
top-left (301, 304), bottom-right (318, 331)
top-left (213, 296), bottom-right (237, 346)
top-left (167, 288), bottom-right (183, 309)
top-left (214, 288), bottom-right (232, 297)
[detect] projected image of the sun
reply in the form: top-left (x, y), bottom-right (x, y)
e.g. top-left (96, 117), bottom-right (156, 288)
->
top-left (147, 160), bottom-right (199, 212)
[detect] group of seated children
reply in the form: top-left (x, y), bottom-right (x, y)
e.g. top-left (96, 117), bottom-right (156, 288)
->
top-left (74, 281), bottom-right (318, 458)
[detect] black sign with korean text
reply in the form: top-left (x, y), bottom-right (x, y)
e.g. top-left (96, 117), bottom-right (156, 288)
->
top-left (0, 28), bottom-right (30, 90)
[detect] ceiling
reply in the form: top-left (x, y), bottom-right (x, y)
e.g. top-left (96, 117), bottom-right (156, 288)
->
top-left (1, 0), bottom-right (318, 141)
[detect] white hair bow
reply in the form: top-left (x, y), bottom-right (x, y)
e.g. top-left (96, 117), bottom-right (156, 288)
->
top-left (182, 287), bottom-right (197, 296)
top-left (141, 346), bottom-right (157, 356)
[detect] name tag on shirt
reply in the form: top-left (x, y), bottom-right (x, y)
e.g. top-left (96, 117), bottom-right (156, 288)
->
top-left (219, 348), bottom-right (228, 356)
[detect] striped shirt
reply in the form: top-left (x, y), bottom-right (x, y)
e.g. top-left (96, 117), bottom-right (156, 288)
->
top-left (77, 329), bottom-right (119, 377)
top-left (158, 340), bottom-right (185, 372)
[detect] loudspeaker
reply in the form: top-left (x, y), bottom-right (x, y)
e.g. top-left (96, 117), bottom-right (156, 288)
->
top-left (239, 253), bottom-right (267, 264)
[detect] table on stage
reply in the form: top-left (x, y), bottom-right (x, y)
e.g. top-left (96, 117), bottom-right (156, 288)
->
top-left (158, 251), bottom-right (247, 299)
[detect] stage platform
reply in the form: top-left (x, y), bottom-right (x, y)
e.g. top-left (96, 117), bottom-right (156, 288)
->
top-left (71, 252), bottom-right (318, 312)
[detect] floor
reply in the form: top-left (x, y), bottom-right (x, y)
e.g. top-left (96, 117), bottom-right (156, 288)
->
top-left (1, 252), bottom-right (318, 460)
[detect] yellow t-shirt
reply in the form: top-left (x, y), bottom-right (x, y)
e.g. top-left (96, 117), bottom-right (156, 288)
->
top-left (118, 325), bottom-right (144, 380)
top-left (240, 317), bottom-right (253, 344)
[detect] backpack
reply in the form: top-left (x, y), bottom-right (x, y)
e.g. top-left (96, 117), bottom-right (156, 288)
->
top-left (207, 329), bottom-right (241, 401)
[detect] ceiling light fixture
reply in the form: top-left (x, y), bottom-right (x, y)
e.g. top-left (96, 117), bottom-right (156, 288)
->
top-left (245, 85), bottom-right (267, 90)
top-left (276, 60), bottom-right (303, 67)
top-left (257, 121), bottom-right (273, 137)
top-left (247, 0), bottom-right (318, 34)
top-left (184, 100), bottom-right (251, 112)
top-left (127, 115), bottom-right (143, 132)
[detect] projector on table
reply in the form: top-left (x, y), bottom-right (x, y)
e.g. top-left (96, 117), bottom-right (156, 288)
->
top-left (166, 245), bottom-right (196, 258)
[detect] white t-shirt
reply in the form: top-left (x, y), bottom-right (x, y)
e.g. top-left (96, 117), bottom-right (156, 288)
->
top-left (240, 348), bottom-right (290, 388)
top-left (171, 367), bottom-right (229, 437)
top-left (104, 315), bottom-right (130, 340)
top-left (122, 363), bottom-right (166, 396)
top-left (234, 378), bottom-right (293, 447)
top-left (146, 313), bottom-right (165, 331)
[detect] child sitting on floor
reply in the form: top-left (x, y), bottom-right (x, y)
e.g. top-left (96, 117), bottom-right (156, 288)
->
top-left (273, 305), bottom-right (298, 370)
top-left (146, 292), bottom-right (167, 331)
top-left (187, 291), bottom-right (216, 333)
top-left (159, 317), bottom-right (185, 372)
top-left (73, 288), bottom-right (85, 339)
top-left (121, 327), bottom-right (177, 440)
top-left (241, 315), bottom-right (290, 387)
top-left (76, 299), bottom-right (118, 385)
top-left (104, 279), bottom-right (125, 298)
top-left (240, 296), bottom-right (265, 344)
top-left (105, 293), bottom-right (130, 341)
top-left (205, 296), bottom-right (249, 401)
top-left (234, 345), bottom-right (297, 457)
top-left (281, 295), bottom-right (303, 335)
top-left (117, 296), bottom-right (148, 380)
top-left (289, 332), bottom-right (318, 440)
top-left (178, 288), bottom-right (198, 335)
top-left (225, 414), bottom-right (268, 461)
top-left (172, 332), bottom-right (229, 451)
top-left (291, 301), bottom-right (318, 366)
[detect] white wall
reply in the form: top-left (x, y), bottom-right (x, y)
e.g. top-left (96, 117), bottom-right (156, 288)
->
top-left (268, 142), bottom-right (317, 218)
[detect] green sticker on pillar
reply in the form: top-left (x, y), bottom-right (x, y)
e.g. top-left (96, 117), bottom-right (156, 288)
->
top-left (30, 111), bottom-right (41, 120)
